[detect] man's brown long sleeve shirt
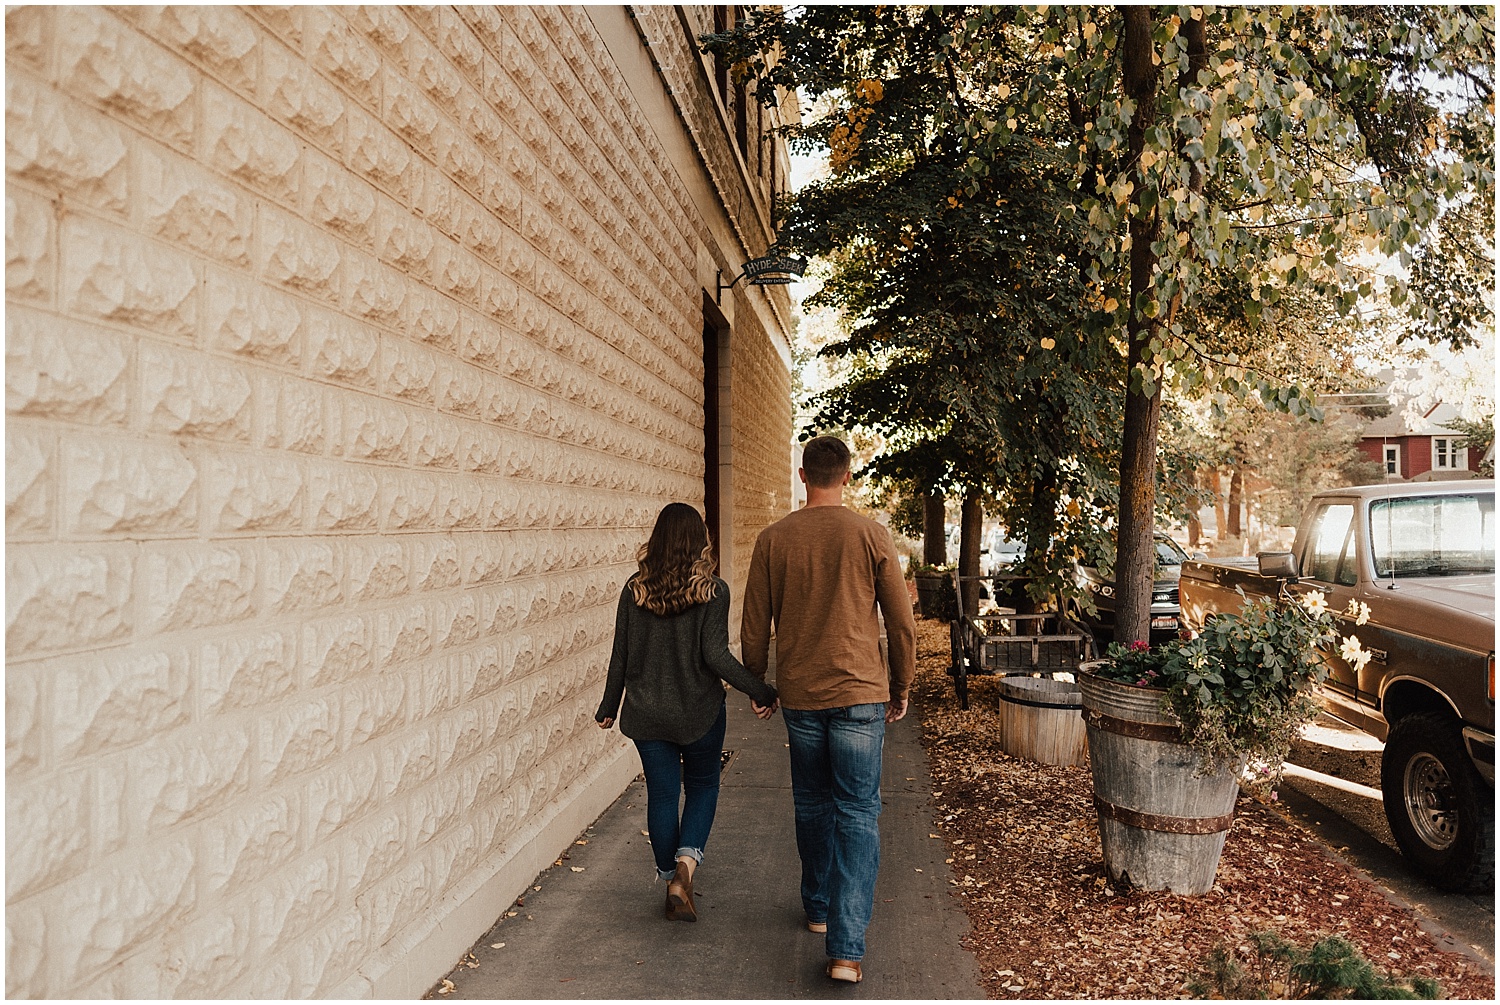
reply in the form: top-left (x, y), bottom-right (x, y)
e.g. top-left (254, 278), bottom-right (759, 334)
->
top-left (741, 505), bottom-right (917, 710)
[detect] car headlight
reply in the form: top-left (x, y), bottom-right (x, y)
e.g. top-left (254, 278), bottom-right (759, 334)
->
top-left (1098, 585), bottom-right (1114, 598)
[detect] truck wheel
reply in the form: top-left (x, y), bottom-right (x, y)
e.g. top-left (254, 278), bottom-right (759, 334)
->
top-left (1381, 711), bottom-right (1495, 893)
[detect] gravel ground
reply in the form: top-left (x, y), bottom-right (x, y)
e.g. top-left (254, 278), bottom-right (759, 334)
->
top-left (912, 617), bottom-right (1495, 1000)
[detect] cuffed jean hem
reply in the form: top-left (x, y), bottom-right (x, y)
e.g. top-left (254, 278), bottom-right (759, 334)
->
top-left (656, 846), bottom-right (704, 882)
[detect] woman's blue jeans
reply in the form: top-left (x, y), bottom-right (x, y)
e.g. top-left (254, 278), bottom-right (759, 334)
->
top-left (632, 703), bottom-right (726, 880)
top-left (782, 703), bottom-right (885, 963)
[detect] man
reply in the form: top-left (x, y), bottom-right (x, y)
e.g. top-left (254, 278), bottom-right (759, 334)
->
top-left (741, 434), bottom-right (917, 984)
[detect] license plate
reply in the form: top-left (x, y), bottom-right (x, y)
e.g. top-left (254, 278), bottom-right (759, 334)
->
top-left (1151, 616), bottom-right (1179, 630)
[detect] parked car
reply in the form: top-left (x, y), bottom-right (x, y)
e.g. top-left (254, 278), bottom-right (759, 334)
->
top-left (1069, 533), bottom-right (1192, 647)
top-left (1180, 481), bottom-right (1495, 892)
top-left (986, 532), bottom-right (1026, 577)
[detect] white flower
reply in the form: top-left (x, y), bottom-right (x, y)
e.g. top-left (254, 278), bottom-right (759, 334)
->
top-left (1353, 601), bottom-right (1371, 626)
top-left (1301, 590), bottom-right (1329, 616)
top-left (1339, 635), bottom-right (1372, 671)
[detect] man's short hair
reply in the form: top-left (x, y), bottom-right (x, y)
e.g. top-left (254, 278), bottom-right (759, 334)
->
top-left (801, 435), bottom-right (851, 489)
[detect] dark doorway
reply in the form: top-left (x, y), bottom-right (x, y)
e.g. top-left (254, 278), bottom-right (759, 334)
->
top-left (702, 297), bottom-right (730, 575)
top-left (703, 317), bottom-right (721, 572)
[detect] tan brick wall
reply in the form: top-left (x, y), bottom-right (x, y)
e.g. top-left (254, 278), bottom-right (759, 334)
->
top-left (6, 5), bottom-right (792, 998)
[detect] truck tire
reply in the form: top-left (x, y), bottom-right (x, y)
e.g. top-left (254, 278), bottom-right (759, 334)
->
top-left (1381, 711), bottom-right (1495, 893)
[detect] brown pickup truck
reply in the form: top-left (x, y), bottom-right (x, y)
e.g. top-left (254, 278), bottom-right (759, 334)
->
top-left (1180, 481), bottom-right (1494, 893)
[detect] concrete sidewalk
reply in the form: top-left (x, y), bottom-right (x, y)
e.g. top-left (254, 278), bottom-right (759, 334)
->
top-left (432, 695), bottom-right (986, 999)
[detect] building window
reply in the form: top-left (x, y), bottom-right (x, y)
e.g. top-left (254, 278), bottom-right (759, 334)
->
top-left (1384, 444), bottom-right (1400, 475)
top-left (1434, 437), bottom-right (1467, 470)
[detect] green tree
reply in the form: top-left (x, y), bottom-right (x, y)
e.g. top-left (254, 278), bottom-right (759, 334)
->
top-left (709, 6), bottom-right (1124, 611)
top-left (932, 6), bottom-right (1495, 640)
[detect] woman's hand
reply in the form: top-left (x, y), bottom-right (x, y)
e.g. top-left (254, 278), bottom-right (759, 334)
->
top-left (751, 698), bottom-right (779, 720)
top-left (596, 717), bottom-right (614, 729)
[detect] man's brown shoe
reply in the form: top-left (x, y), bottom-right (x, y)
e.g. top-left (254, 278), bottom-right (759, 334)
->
top-left (665, 861), bottom-right (696, 922)
top-left (806, 918), bottom-right (827, 934)
top-left (827, 959), bottom-right (862, 983)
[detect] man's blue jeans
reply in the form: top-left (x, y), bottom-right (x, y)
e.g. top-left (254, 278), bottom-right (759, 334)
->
top-left (783, 703), bottom-right (885, 962)
top-left (633, 703), bottom-right (727, 880)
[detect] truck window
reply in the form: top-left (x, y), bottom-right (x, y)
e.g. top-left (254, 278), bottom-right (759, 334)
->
top-left (1368, 492), bottom-right (1495, 578)
top-left (1305, 503), bottom-right (1355, 584)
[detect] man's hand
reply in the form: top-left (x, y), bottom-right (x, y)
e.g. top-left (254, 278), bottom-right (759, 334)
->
top-left (885, 698), bottom-right (908, 723)
top-left (751, 698), bottom-right (779, 720)
top-left (596, 717), bottom-right (614, 729)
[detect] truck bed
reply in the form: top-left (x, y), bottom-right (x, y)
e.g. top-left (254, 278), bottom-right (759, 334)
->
top-left (1179, 557), bottom-right (1275, 633)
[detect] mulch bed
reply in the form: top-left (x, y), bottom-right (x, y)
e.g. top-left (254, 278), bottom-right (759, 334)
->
top-left (912, 617), bottom-right (1495, 1000)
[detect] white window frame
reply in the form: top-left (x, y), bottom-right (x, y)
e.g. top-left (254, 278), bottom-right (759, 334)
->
top-left (1383, 443), bottom-right (1400, 475)
top-left (1433, 437), bottom-right (1467, 470)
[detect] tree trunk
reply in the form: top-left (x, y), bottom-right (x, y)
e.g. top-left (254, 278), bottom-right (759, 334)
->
top-left (959, 488), bottom-right (984, 618)
top-left (1020, 466), bottom-right (1059, 615)
top-left (1113, 6), bottom-right (1164, 647)
top-left (1226, 468), bottom-right (1243, 538)
top-left (1187, 469), bottom-right (1203, 546)
top-left (1209, 468), bottom-right (1225, 540)
top-left (1115, 7), bottom-right (1206, 645)
top-left (923, 489), bottom-right (946, 566)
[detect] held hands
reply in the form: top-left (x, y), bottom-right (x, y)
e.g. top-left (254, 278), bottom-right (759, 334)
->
top-left (751, 698), bottom-right (780, 720)
top-left (885, 698), bottom-right (909, 723)
top-left (596, 717), bottom-right (614, 730)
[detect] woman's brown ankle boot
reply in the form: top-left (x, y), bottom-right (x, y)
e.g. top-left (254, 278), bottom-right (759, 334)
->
top-left (664, 860), bottom-right (696, 922)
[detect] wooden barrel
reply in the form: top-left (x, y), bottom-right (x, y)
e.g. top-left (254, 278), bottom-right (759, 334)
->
top-left (997, 677), bottom-right (1087, 768)
top-left (1078, 665), bottom-right (1241, 895)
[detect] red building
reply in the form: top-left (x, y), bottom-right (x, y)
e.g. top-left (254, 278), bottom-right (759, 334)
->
top-left (1359, 399), bottom-right (1477, 480)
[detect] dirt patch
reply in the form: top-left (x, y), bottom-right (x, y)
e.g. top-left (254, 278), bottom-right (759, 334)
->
top-left (912, 617), bottom-right (1494, 1000)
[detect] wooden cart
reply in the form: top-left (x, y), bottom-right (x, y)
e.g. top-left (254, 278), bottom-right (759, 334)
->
top-left (947, 573), bottom-right (1094, 709)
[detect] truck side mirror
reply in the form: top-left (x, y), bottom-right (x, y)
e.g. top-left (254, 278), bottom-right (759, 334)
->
top-left (1257, 551), bottom-right (1299, 579)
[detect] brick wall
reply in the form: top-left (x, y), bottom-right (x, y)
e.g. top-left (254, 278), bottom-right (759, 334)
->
top-left (6, 6), bottom-right (792, 998)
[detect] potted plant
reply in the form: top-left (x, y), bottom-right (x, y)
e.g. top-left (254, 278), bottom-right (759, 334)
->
top-left (911, 562), bottom-right (958, 621)
top-left (1078, 589), bottom-right (1371, 894)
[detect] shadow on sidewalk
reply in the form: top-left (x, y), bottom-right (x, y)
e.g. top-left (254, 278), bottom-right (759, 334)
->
top-left (429, 697), bottom-right (985, 999)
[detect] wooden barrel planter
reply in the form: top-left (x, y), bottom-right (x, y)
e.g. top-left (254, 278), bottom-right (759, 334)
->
top-left (1078, 664), bottom-right (1241, 895)
top-left (998, 677), bottom-right (1087, 768)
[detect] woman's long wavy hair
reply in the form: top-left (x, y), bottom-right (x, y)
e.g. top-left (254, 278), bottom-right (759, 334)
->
top-left (630, 503), bottom-right (717, 616)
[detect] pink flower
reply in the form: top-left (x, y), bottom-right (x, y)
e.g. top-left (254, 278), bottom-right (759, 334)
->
top-left (1129, 640), bottom-right (1150, 652)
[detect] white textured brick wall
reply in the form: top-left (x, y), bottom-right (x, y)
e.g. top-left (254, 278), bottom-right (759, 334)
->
top-left (6, 6), bottom-right (792, 998)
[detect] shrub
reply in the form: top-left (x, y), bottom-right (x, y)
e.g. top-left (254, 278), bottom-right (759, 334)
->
top-left (1186, 930), bottom-right (1442, 999)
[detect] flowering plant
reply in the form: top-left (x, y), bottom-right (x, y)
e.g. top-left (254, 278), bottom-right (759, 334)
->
top-left (1087, 588), bottom-right (1371, 786)
top-left (1099, 638), bottom-right (1169, 687)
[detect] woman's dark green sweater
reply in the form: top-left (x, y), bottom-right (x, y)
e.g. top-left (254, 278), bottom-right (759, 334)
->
top-left (595, 576), bottom-right (777, 744)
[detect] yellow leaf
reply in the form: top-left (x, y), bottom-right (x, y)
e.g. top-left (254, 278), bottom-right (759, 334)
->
top-left (1041, 337), bottom-right (1056, 350)
top-left (1104, 297), bottom-right (1119, 312)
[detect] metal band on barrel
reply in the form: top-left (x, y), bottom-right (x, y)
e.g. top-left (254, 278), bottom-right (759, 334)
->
top-left (1081, 707), bottom-right (1185, 743)
top-left (1001, 694), bottom-right (1084, 711)
top-left (1093, 796), bottom-right (1235, 835)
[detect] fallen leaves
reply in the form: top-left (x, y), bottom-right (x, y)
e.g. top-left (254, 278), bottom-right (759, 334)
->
top-left (909, 618), bottom-right (1494, 1001)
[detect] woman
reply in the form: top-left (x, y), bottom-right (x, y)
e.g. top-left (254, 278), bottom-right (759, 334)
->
top-left (596, 502), bottom-right (778, 922)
